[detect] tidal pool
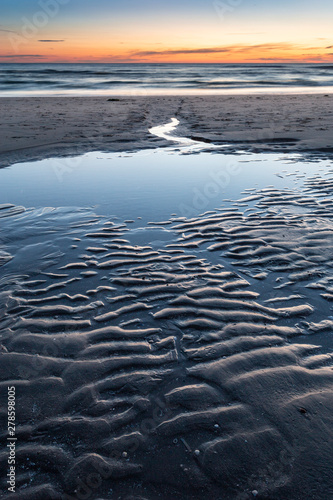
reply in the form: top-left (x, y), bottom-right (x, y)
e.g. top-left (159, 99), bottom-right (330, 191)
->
top-left (0, 147), bottom-right (330, 222)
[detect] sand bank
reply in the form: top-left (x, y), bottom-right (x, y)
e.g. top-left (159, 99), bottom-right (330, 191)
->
top-left (0, 94), bottom-right (333, 167)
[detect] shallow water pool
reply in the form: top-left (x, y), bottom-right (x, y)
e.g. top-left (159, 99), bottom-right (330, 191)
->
top-left (0, 148), bottom-right (331, 223)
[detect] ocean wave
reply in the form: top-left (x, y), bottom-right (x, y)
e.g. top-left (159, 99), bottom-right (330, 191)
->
top-left (0, 63), bottom-right (332, 93)
top-left (315, 65), bottom-right (333, 70)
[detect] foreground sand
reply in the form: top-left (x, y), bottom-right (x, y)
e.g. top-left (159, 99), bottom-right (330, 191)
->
top-left (0, 94), bottom-right (333, 167)
top-left (1, 154), bottom-right (333, 498)
top-left (1, 95), bottom-right (333, 499)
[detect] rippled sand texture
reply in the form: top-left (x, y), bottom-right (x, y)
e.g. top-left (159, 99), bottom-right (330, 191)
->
top-left (1, 169), bottom-right (333, 500)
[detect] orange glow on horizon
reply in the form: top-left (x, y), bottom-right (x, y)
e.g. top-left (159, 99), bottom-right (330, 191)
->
top-left (1, 30), bottom-right (333, 64)
top-left (1, 2), bottom-right (333, 64)
top-left (1, 45), bottom-right (332, 64)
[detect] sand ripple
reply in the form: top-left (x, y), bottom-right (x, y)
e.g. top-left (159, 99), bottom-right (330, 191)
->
top-left (1, 171), bottom-right (333, 499)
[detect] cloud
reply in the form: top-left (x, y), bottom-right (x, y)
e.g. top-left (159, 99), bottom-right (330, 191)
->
top-left (0, 28), bottom-right (18, 34)
top-left (227, 32), bottom-right (266, 35)
top-left (133, 43), bottom-right (297, 57)
top-left (134, 47), bottom-right (229, 56)
top-left (233, 43), bottom-right (295, 53)
top-left (0, 54), bottom-right (46, 58)
top-left (38, 39), bottom-right (65, 43)
top-left (326, 45), bottom-right (333, 49)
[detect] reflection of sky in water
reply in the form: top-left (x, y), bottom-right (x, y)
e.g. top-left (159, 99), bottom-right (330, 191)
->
top-left (0, 149), bottom-right (328, 222)
top-left (149, 118), bottom-right (202, 147)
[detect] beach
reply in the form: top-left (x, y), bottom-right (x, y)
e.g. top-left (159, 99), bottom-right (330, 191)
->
top-left (1, 93), bottom-right (333, 167)
top-left (0, 92), bottom-right (333, 500)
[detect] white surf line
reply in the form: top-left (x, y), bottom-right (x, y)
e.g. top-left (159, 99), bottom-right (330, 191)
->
top-left (149, 117), bottom-right (221, 150)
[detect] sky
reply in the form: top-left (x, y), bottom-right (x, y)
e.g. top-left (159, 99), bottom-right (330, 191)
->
top-left (0, 0), bottom-right (333, 63)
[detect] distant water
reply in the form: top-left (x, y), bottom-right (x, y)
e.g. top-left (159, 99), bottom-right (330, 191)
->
top-left (1, 63), bottom-right (333, 96)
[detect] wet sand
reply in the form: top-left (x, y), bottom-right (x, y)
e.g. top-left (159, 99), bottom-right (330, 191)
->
top-left (1, 94), bottom-right (333, 168)
top-left (0, 154), bottom-right (333, 498)
top-left (0, 97), bottom-right (333, 499)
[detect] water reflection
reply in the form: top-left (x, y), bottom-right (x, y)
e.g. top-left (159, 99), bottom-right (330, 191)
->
top-left (0, 149), bottom-right (325, 222)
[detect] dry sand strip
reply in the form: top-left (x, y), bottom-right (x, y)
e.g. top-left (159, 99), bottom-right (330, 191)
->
top-left (0, 94), bottom-right (333, 167)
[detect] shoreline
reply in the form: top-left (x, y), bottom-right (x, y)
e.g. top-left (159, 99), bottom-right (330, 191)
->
top-left (2, 86), bottom-right (333, 97)
top-left (1, 93), bottom-right (333, 167)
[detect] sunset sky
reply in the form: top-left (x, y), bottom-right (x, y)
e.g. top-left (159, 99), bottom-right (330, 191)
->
top-left (1, 0), bottom-right (333, 63)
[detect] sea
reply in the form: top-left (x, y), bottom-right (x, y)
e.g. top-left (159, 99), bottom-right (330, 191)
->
top-left (1, 63), bottom-right (333, 96)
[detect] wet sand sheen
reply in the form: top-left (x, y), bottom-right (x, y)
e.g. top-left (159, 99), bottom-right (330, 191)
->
top-left (0, 148), bottom-right (333, 499)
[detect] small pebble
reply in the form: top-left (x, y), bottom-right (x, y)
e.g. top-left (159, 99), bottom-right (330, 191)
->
top-left (194, 450), bottom-right (200, 456)
top-left (252, 491), bottom-right (258, 497)
top-left (122, 452), bottom-right (128, 458)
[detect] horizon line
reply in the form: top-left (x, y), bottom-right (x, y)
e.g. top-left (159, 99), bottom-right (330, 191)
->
top-left (0, 61), bottom-right (333, 64)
